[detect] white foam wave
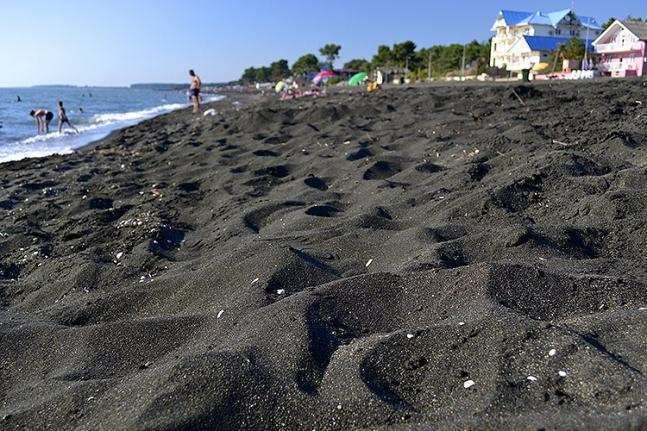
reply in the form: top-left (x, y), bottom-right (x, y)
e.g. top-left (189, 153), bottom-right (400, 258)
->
top-left (91, 102), bottom-right (187, 124)
top-left (2, 94), bottom-right (225, 163)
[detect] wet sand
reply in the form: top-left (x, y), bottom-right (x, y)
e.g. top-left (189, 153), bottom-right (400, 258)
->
top-left (1, 80), bottom-right (646, 430)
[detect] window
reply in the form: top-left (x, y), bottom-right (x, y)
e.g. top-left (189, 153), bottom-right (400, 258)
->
top-left (549, 30), bottom-right (554, 36)
top-left (556, 29), bottom-right (562, 35)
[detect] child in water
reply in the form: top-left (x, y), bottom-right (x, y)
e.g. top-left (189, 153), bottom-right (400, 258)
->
top-left (57, 101), bottom-right (79, 134)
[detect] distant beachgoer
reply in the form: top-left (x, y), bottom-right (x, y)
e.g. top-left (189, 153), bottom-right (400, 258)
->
top-left (16, 96), bottom-right (21, 102)
top-left (79, 107), bottom-right (84, 113)
top-left (57, 101), bottom-right (79, 133)
top-left (189, 69), bottom-right (202, 113)
top-left (30, 109), bottom-right (54, 134)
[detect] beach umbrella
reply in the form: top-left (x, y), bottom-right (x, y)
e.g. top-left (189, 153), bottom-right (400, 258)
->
top-left (348, 72), bottom-right (368, 86)
top-left (312, 70), bottom-right (336, 85)
top-left (275, 81), bottom-right (286, 93)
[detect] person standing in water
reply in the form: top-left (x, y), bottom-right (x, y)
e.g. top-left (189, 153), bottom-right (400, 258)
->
top-left (189, 69), bottom-right (201, 114)
top-left (57, 101), bottom-right (78, 133)
top-left (30, 109), bottom-right (54, 134)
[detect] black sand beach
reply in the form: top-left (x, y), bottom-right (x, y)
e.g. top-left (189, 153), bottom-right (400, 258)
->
top-left (1, 80), bottom-right (646, 430)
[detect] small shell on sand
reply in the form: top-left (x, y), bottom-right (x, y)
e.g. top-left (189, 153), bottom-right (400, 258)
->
top-left (548, 349), bottom-right (557, 356)
top-left (527, 376), bottom-right (538, 382)
top-left (463, 380), bottom-right (475, 389)
top-left (558, 371), bottom-right (567, 377)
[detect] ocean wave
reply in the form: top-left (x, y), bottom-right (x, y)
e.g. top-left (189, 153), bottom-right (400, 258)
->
top-left (17, 95), bottom-right (224, 146)
top-left (90, 102), bottom-right (187, 124)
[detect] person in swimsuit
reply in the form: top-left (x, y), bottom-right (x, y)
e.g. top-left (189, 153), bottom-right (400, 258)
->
top-left (57, 101), bottom-right (79, 133)
top-left (30, 109), bottom-right (54, 134)
top-left (189, 69), bottom-right (202, 113)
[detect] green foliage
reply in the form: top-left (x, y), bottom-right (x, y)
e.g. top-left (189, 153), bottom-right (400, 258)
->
top-left (292, 54), bottom-right (320, 76)
top-left (241, 66), bottom-right (271, 83)
top-left (319, 43), bottom-right (342, 68)
top-left (343, 58), bottom-right (371, 72)
top-left (392, 41), bottom-right (417, 68)
top-left (326, 76), bottom-right (343, 86)
top-left (372, 45), bottom-right (393, 67)
top-left (602, 17), bottom-right (616, 30)
top-left (371, 40), bottom-right (490, 77)
top-left (562, 38), bottom-right (585, 60)
top-left (241, 39), bottom-right (492, 83)
top-left (270, 59), bottom-right (290, 81)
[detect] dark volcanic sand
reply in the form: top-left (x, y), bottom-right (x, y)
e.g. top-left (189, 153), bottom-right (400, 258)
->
top-left (1, 80), bottom-right (647, 430)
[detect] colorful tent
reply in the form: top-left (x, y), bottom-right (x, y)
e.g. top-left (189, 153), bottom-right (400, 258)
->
top-left (348, 72), bottom-right (368, 86)
top-left (313, 70), bottom-right (336, 85)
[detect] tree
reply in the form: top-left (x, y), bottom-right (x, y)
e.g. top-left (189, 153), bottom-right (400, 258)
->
top-left (255, 67), bottom-right (271, 83)
top-left (562, 37), bottom-right (585, 60)
top-left (372, 45), bottom-right (393, 67)
top-left (269, 59), bottom-right (290, 81)
top-left (319, 44), bottom-right (342, 69)
top-left (343, 58), bottom-right (371, 71)
top-left (241, 67), bottom-right (258, 83)
top-left (602, 17), bottom-right (616, 30)
top-left (292, 54), bottom-right (320, 76)
top-left (392, 41), bottom-right (417, 68)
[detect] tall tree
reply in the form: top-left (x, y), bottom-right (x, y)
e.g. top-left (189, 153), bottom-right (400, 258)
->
top-left (241, 67), bottom-right (258, 83)
top-left (392, 41), bottom-right (417, 68)
top-left (255, 67), bottom-right (271, 83)
top-left (343, 58), bottom-right (371, 71)
top-left (372, 45), bottom-right (393, 67)
top-left (602, 17), bottom-right (617, 30)
top-left (269, 59), bottom-right (290, 81)
top-left (292, 54), bottom-right (320, 76)
top-left (562, 37), bottom-right (585, 60)
top-left (319, 44), bottom-right (342, 69)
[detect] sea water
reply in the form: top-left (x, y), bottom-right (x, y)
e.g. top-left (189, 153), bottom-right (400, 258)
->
top-left (0, 86), bottom-right (222, 163)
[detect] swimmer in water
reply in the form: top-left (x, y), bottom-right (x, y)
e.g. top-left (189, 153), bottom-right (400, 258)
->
top-left (30, 109), bottom-right (54, 134)
top-left (57, 101), bottom-right (79, 133)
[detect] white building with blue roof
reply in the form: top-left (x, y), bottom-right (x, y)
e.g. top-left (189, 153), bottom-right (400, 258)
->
top-left (490, 9), bottom-right (602, 72)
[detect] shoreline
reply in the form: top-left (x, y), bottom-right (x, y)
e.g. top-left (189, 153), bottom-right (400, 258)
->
top-left (1, 79), bottom-right (646, 430)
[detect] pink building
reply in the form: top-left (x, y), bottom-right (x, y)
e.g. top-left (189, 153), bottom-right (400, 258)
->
top-left (593, 20), bottom-right (647, 77)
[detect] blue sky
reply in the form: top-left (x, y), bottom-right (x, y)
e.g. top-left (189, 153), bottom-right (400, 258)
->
top-left (0, 0), bottom-right (642, 87)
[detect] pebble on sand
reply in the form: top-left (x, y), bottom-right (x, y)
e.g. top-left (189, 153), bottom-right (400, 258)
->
top-left (251, 278), bottom-right (259, 284)
top-left (365, 259), bottom-right (373, 268)
top-left (527, 376), bottom-right (538, 382)
top-left (463, 380), bottom-right (475, 389)
top-left (548, 349), bottom-right (557, 357)
top-left (558, 371), bottom-right (567, 377)
top-left (217, 309), bottom-right (224, 319)
top-left (406, 333), bottom-right (414, 339)
top-left (276, 289), bottom-right (285, 295)
top-left (116, 252), bottom-right (124, 259)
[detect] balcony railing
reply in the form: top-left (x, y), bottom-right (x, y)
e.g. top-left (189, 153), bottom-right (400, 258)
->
top-left (595, 42), bottom-right (644, 53)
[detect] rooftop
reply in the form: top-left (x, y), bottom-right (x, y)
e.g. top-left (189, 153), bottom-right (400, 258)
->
top-left (523, 35), bottom-right (595, 52)
top-left (622, 20), bottom-right (647, 40)
top-left (496, 9), bottom-right (601, 30)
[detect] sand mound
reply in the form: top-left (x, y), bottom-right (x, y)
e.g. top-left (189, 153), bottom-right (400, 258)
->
top-left (1, 80), bottom-right (647, 430)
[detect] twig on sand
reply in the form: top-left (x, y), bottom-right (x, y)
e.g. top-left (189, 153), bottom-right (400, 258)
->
top-left (552, 139), bottom-right (577, 147)
top-left (511, 89), bottom-right (526, 106)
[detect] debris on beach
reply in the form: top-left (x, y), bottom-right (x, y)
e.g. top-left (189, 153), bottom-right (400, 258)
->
top-left (463, 380), bottom-right (475, 389)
